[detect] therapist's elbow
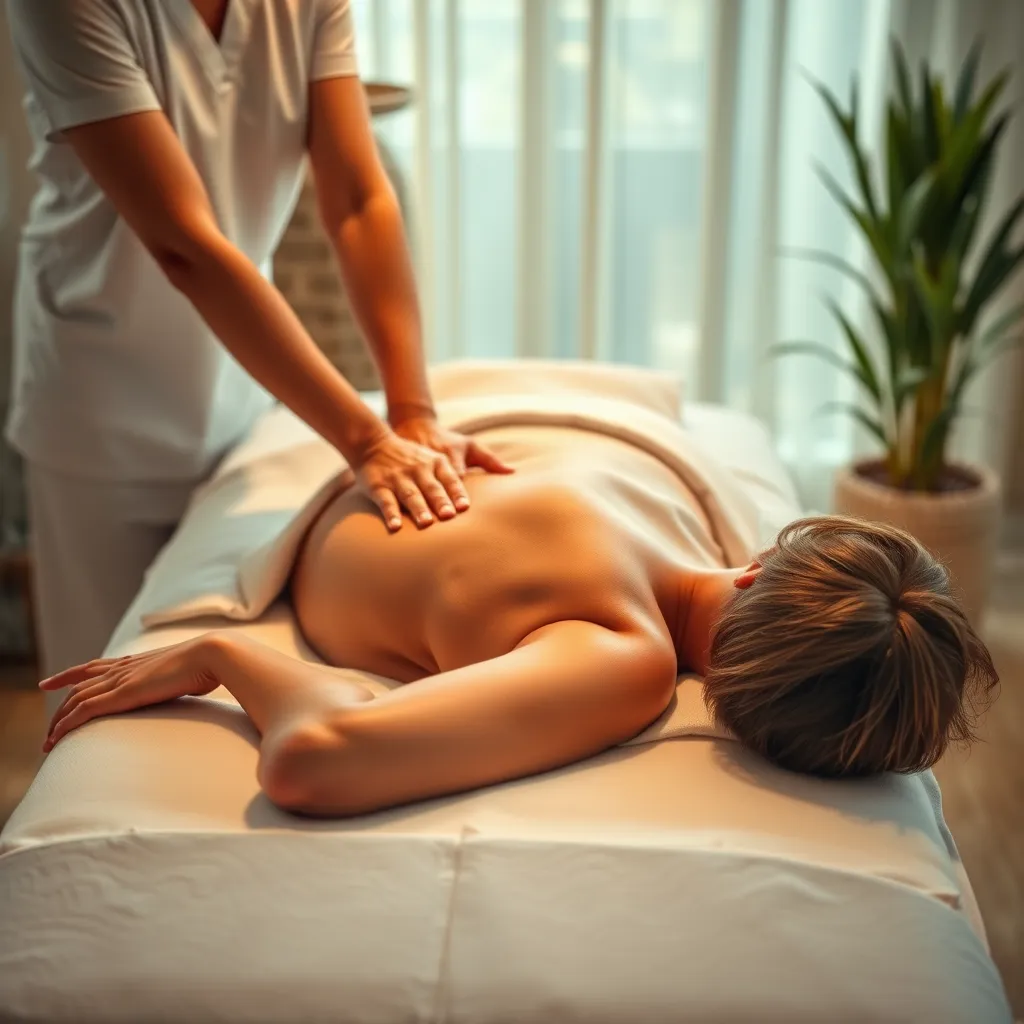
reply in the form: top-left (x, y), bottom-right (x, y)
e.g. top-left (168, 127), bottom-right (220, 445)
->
top-left (147, 214), bottom-right (229, 294)
top-left (258, 721), bottom-right (364, 818)
top-left (324, 183), bottom-right (402, 245)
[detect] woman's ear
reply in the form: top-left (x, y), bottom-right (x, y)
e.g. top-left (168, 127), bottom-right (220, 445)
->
top-left (733, 561), bottom-right (763, 590)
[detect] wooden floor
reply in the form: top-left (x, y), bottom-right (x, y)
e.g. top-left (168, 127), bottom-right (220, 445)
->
top-left (0, 662), bottom-right (43, 837)
top-left (1, 570), bottom-right (1022, 1014)
top-left (933, 554), bottom-right (1024, 1015)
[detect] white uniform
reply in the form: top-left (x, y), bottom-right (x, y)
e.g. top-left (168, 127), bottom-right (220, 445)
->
top-left (6, 0), bottom-right (358, 675)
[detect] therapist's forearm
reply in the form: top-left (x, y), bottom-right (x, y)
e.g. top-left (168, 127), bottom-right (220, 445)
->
top-left (164, 232), bottom-right (388, 463)
top-left (328, 190), bottom-right (436, 424)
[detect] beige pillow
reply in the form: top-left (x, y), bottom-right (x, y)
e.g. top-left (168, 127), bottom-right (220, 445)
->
top-left (428, 359), bottom-right (683, 421)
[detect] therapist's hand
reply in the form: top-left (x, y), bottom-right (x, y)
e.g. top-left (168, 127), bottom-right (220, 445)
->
top-left (392, 416), bottom-right (513, 481)
top-left (349, 430), bottom-right (467, 531)
top-left (352, 420), bottom-right (513, 532)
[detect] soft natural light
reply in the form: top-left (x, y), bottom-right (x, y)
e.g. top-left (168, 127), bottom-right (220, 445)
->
top-left (352, 0), bottom-right (708, 377)
top-left (348, 0), bottom-right (1021, 511)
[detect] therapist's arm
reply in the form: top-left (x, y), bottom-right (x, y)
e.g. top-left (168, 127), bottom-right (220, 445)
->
top-left (307, 76), bottom-right (433, 425)
top-left (304, 77), bottom-right (513, 483)
top-left (63, 111), bottom-right (386, 466)
top-left (60, 111), bottom-right (464, 529)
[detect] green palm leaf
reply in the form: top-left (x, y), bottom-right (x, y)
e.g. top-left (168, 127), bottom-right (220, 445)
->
top-left (811, 77), bottom-right (879, 218)
top-left (896, 170), bottom-right (938, 253)
top-left (953, 39), bottom-right (982, 122)
top-left (886, 102), bottom-right (908, 221)
top-left (939, 332), bottom-right (1022, 425)
top-left (891, 38), bottom-right (914, 119)
top-left (943, 105), bottom-right (1004, 208)
top-left (911, 248), bottom-right (959, 352)
top-left (778, 246), bottom-right (879, 297)
top-left (921, 66), bottom-right (942, 164)
top-left (945, 193), bottom-right (983, 270)
top-left (801, 39), bottom-right (1023, 490)
top-left (960, 198), bottom-right (1024, 331)
top-left (869, 293), bottom-right (904, 387)
top-left (770, 342), bottom-right (885, 411)
top-left (816, 166), bottom-right (894, 283)
top-left (967, 71), bottom-right (1010, 133)
top-left (824, 298), bottom-right (884, 403)
top-left (977, 301), bottom-right (1024, 351)
top-left (815, 401), bottom-right (891, 449)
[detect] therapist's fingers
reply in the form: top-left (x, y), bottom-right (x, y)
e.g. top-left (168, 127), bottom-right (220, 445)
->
top-left (416, 466), bottom-right (456, 520)
top-left (466, 440), bottom-right (514, 475)
top-left (446, 446), bottom-right (468, 477)
top-left (433, 460), bottom-right (470, 512)
top-left (370, 486), bottom-right (403, 533)
top-left (395, 480), bottom-right (434, 528)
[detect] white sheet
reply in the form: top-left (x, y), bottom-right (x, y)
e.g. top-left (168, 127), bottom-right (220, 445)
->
top-left (0, 392), bottom-right (1012, 1023)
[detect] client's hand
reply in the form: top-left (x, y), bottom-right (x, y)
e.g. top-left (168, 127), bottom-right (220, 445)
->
top-left (39, 638), bottom-right (220, 753)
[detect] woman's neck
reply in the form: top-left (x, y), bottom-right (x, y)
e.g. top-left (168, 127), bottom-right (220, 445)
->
top-left (670, 566), bottom-right (740, 674)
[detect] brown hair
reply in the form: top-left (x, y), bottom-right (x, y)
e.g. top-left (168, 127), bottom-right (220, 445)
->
top-left (704, 515), bottom-right (998, 777)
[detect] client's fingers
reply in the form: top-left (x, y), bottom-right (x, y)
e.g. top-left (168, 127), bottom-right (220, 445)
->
top-left (466, 441), bottom-right (514, 474)
top-left (45, 677), bottom-right (118, 750)
top-left (39, 657), bottom-right (116, 690)
top-left (434, 460), bottom-right (470, 512)
top-left (46, 694), bottom-right (112, 750)
top-left (47, 674), bottom-right (113, 734)
top-left (46, 693), bottom-right (75, 739)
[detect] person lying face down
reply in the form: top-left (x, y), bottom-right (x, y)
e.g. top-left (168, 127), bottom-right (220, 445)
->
top-left (41, 426), bottom-right (997, 816)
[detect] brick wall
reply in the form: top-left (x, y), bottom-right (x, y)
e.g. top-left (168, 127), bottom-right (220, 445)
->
top-left (273, 178), bottom-right (380, 391)
top-left (272, 139), bottom-right (412, 393)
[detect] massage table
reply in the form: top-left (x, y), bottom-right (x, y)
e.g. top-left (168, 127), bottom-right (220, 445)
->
top-left (0, 363), bottom-right (1013, 1022)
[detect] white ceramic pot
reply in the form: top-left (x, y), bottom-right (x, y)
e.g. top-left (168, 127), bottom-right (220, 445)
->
top-left (833, 460), bottom-right (1001, 626)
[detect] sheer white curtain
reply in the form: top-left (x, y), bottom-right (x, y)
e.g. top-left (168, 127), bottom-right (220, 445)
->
top-left (353, 0), bottom-right (1024, 510)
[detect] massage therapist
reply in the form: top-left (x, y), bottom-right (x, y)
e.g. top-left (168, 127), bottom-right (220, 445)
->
top-left (5, 0), bottom-right (510, 678)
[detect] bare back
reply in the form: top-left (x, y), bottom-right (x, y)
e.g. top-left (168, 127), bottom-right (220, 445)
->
top-left (292, 426), bottom-right (724, 681)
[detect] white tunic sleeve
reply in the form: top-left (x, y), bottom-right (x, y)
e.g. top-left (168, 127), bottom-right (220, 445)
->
top-left (310, 0), bottom-right (359, 81)
top-left (6, 0), bottom-right (162, 138)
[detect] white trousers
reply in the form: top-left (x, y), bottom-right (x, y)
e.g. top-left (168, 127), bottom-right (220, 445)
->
top-left (26, 462), bottom-right (197, 703)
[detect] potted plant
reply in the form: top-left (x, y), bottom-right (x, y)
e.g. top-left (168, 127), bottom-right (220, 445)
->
top-left (778, 41), bottom-right (1024, 624)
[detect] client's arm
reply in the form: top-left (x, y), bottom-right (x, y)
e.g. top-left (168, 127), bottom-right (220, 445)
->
top-left (41, 625), bottom-right (675, 817)
top-left (40, 635), bottom-right (374, 754)
top-left (257, 622), bottom-right (675, 816)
